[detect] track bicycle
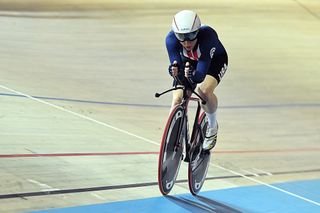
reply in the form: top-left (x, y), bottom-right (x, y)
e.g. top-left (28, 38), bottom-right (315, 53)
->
top-left (155, 77), bottom-right (212, 195)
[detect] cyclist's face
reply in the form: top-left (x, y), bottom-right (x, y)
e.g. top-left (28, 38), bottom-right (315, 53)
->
top-left (180, 39), bottom-right (197, 52)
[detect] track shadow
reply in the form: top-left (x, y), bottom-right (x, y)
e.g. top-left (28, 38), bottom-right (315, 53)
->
top-left (195, 195), bottom-right (243, 213)
top-left (165, 195), bottom-right (242, 213)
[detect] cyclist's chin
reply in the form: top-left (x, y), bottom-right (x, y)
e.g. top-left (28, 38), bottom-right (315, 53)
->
top-left (184, 46), bottom-right (192, 51)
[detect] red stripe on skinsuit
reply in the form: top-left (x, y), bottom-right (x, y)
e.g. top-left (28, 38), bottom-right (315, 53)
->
top-left (193, 49), bottom-right (198, 60)
top-left (187, 51), bottom-right (193, 59)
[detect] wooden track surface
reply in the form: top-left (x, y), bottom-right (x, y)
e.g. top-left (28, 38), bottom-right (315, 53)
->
top-left (0, 0), bottom-right (319, 212)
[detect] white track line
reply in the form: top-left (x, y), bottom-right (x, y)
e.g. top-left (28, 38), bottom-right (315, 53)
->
top-left (241, 169), bottom-right (259, 177)
top-left (253, 168), bottom-right (273, 176)
top-left (0, 85), bottom-right (159, 146)
top-left (211, 163), bottom-right (320, 206)
top-left (27, 179), bottom-right (60, 191)
top-left (90, 192), bottom-right (105, 200)
top-left (2, 84), bottom-right (319, 206)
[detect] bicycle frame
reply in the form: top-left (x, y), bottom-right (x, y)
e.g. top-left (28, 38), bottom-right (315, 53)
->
top-left (155, 78), bottom-right (206, 162)
top-left (156, 76), bottom-right (211, 195)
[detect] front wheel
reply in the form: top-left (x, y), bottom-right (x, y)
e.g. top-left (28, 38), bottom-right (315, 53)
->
top-left (158, 106), bottom-right (186, 195)
top-left (188, 112), bottom-right (211, 195)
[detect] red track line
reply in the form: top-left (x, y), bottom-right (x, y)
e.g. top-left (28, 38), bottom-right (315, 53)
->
top-left (0, 148), bottom-right (319, 158)
top-left (0, 152), bottom-right (159, 158)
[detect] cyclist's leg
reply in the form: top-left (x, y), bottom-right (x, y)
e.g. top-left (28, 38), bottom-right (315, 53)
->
top-left (197, 53), bottom-right (228, 150)
top-left (170, 76), bottom-right (184, 112)
top-left (198, 76), bottom-right (218, 115)
top-left (171, 89), bottom-right (183, 112)
top-left (197, 77), bottom-right (219, 150)
top-left (198, 53), bottom-right (228, 121)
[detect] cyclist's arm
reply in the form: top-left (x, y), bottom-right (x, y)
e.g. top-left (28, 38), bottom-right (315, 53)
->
top-left (192, 28), bottom-right (219, 83)
top-left (165, 31), bottom-right (183, 68)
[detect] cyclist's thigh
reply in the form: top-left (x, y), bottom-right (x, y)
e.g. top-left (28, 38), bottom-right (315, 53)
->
top-left (172, 89), bottom-right (183, 105)
top-left (206, 53), bottom-right (228, 85)
top-left (199, 75), bottom-right (218, 94)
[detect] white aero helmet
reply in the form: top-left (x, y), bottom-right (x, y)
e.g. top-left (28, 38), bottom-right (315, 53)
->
top-left (172, 10), bottom-right (201, 41)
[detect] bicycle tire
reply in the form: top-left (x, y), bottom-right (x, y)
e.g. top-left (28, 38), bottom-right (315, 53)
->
top-left (158, 105), bottom-right (185, 195)
top-left (188, 112), bottom-right (211, 195)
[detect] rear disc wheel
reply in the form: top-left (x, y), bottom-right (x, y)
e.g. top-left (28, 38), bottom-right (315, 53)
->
top-left (188, 112), bottom-right (211, 195)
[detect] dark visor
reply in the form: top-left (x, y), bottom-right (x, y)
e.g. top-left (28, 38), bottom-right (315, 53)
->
top-left (174, 30), bottom-right (199, 42)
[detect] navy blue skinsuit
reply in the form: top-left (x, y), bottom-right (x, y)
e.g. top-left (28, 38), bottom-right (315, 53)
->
top-left (166, 25), bottom-right (228, 84)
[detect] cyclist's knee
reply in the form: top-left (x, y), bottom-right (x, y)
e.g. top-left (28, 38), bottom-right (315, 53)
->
top-left (198, 75), bottom-right (218, 98)
top-left (172, 97), bottom-right (182, 106)
top-left (198, 87), bottom-right (214, 99)
top-left (172, 90), bottom-right (183, 106)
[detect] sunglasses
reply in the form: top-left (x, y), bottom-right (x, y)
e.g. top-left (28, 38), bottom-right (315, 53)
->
top-left (174, 30), bottom-right (199, 42)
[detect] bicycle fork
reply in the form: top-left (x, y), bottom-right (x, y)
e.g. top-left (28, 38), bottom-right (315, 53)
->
top-left (173, 108), bottom-right (187, 153)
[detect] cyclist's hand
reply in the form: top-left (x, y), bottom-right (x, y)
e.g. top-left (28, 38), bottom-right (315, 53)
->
top-left (184, 62), bottom-right (196, 90)
top-left (168, 61), bottom-right (179, 77)
top-left (184, 62), bottom-right (195, 80)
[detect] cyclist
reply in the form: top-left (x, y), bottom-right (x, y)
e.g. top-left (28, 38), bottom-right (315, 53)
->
top-left (166, 10), bottom-right (228, 150)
